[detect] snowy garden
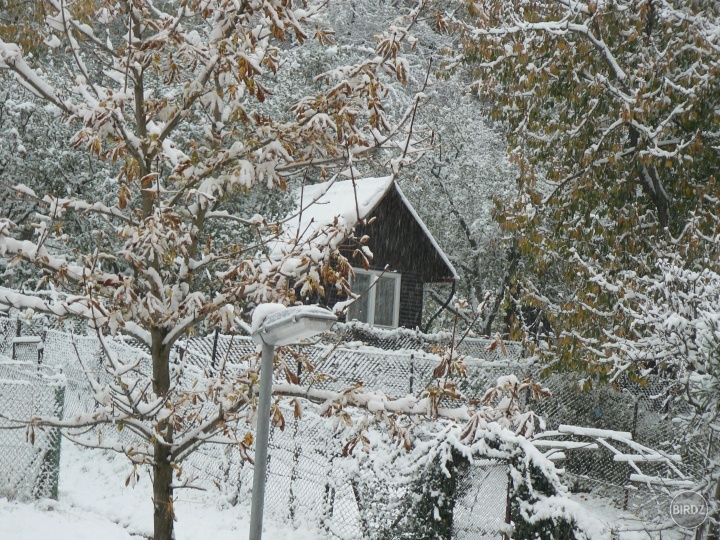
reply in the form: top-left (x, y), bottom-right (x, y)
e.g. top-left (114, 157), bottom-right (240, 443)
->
top-left (0, 317), bottom-right (711, 539)
top-left (1, 0), bottom-right (719, 538)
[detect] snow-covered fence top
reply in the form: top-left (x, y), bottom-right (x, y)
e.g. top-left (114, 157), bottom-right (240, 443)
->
top-left (329, 321), bottom-right (525, 361)
top-left (0, 313), bottom-right (526, 365)
top-left (0, 316), bottom-right (45, 358)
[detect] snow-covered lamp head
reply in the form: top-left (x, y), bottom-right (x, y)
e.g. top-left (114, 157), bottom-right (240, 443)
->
top-left (251, 305), bottom-right (337, 346)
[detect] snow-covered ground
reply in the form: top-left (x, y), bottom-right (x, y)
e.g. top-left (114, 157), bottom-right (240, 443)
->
top-left (0, 439), bottom-right (326, 540)
top-left (0, 438), bottom-right (685, 540)
top-left (569, 492), bottom-right (684, 540)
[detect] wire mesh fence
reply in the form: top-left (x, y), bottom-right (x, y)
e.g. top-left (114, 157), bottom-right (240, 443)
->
top-left (529, 370), bottom-right (710, 525)
top-left (0, 355), bottom-right (65, 501)
top-left (0, 316), bottom-right (45, 358)
top-left (0, 320), bottom-right (711, 537)
top-left (452, 459), bottom-right (508, 540)
top-left (30, 329), bottom-right (523, 537)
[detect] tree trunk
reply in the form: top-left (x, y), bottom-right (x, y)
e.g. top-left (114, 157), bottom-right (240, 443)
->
top-left (153, 439), bottom-right (175, 540)
top-left (629, 126), bottom-right (671, 229)
top-left (484, 245), bottom-right (518, 336)
top-left (151, 328), bottom-right (174, 540)
top-left (706, 479), bottom-right (720, 540)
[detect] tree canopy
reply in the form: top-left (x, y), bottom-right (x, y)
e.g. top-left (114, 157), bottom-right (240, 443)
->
top-left (448, 0), bottom-right (720, 362)
top-left (0, 1), bottom-right (428, 538)
top-left (449, 1), bottom-right (720, 531)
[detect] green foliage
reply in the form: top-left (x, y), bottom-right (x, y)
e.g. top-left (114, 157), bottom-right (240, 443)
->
top-left (366, 421), bottom-right (605, 539)
top-left (508, 457), bottom-right (579, 540)
top-left (472, 428), bottom-right (588, 540)
top-left (388, 448), bottom-right (463, 540)
top-left (0, 0), bottom-right (46, 54)
top-left (448, 0), bottom-right (720, 369)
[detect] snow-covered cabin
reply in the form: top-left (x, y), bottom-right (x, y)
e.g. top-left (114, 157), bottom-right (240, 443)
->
top-left (278, 176), bottom-right (457, 329)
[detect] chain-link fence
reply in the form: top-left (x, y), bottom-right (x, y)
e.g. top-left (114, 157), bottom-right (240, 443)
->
top-left (30, 329), bottom-right (521, 537)
top-left (0, 316), bottom-right (45, 358)
top-left (1, 321), bottom-right (710, 537)
top-left (0, 312), bottom-right (88, 360)
top-left (530, 370), bottom-right (710, 526)
top-left (0, 352), bottom-right (65, 501)
top-left (182, 406), bottom-right (510, 540)
top-left (168, 332), bottom-right (708, 537)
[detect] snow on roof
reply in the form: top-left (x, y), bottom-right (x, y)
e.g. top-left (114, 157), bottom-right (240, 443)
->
top-left (298, 176), bottom-right (394, 228)
top-left (271, 176), bottom-right (394, 257)
top-left (271, 176), bottom-right (457, 281)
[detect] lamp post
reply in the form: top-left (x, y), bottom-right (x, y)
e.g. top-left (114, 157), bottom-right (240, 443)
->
top-left (249, 305), bottom-right (337, 540)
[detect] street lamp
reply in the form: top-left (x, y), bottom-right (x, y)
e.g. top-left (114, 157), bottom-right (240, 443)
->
top-left (249, 305), bottom-right (337, 540)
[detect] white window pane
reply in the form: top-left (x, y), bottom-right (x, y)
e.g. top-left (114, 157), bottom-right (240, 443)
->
top-left (374, 276), bottom-right (397, 327)
top-left (348, 273), bottom-right (372, 323)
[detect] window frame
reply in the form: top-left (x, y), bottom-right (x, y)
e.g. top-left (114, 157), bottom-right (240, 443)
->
top-left (348, 268), bottom-right (402, 328)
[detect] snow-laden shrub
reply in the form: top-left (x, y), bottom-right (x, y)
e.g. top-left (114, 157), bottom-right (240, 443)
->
top-left (347, 418), bottom-right (610, 540)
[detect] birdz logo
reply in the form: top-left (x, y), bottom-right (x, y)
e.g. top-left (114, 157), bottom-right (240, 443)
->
top-left (670, 491), bottom-right (708, 528)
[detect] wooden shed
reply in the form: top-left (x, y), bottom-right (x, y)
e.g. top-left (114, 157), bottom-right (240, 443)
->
top-left (279, 176), bottom-right (457, 329)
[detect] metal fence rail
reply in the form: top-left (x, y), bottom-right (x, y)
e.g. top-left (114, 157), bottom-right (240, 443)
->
top-left (529, 370), bottom-right (709, 524)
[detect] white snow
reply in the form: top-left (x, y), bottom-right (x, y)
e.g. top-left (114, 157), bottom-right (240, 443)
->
top-left (12, 183), bottom-right (37, 198)
top-left (531, 439), bottom-right (599, 450)
top-left (571, 492), bottom-right (685, 540)
top-left (520, 495), bottom-right (611, 539)
top-left (260, 304), bottom-right (336, 330)
top-left (0, 498), bottom-right (136, 540)
top-left (251, 302), bottom-right (286, 332)
top-left (268, 176), bottom-right (457, 282)
top-left (628, 474), bottom-right (695, 487)
top-left (271, 176), bottom-right (393, 256)
top-left (558, 424), bottom-right (633, 440)
top-left (12, 336), bottom-right (42, 344)
top-left (295, 176), bottom-right (393, 229)
top-left (0, 440), bottom-right (326, 540)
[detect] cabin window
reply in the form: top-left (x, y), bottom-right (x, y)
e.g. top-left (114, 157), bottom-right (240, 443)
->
top-left (347, 269), bottom-right (401, 328)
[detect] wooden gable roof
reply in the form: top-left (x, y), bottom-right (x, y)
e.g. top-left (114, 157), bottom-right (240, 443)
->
top-left (350, 184), bottom-right (457, 283)
top-left (282, 177), bottom-right (457, 283)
